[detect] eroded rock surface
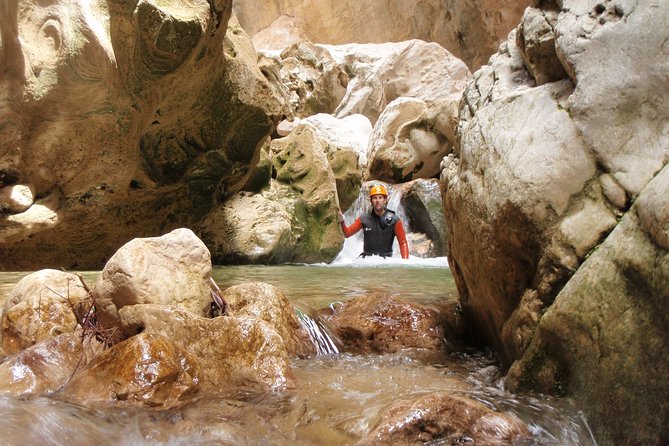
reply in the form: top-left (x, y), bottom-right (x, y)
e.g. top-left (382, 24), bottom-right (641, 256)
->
top-left (441, 1), bottom-right (669, 443)
top-left (0, 0), bottom-right (282, 270)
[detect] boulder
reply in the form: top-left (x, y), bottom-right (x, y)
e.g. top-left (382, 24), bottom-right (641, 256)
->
top-left (201, 125), bottom-right (344, 264)
top-left (516, 6), bottom-right (567, 86)
top-left (442, 1), bottom-right (669, 443)
top-left (119, 305), bottom-right (295, 392)
top-left (258, 40), bottom-right (348, 119)
top-left (506, 163), bottom-right (669, 445)
top-left (359, 392), bottom-right (530, 445)
top-left (93, 228), bottom-right (213, 335)
top-left (367, 98), bottom-right (458, 183)
top-left (2, 269), bottom-right (89, 354)
top-left (221, 282), bottom-right (316, 357)
top-left (398, 179), bottom-right (448, 257)
top-left (65, 332), bottom-right (200, 408)
top-left (323, 40), bottom-right (470, 125)
top-left (0, 184), bottom-right (35, 214)
top-left (319, 294), bottom-right (446, 354)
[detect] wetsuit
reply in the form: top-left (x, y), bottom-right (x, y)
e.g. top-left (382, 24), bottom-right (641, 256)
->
top-left (340, 209), bottom-right (409, 259)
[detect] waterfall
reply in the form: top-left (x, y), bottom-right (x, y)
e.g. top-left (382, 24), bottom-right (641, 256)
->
top-left (295, 307), bottom-right (341, 355)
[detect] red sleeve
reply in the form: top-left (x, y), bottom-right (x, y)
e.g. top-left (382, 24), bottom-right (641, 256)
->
top-left (341, 217), bottom-right (362, 238)
top-left (395, 219), bottom-right (409, 259)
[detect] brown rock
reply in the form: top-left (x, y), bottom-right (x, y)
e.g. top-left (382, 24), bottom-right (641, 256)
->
top-left (0, 333), bottom-right (91, 397)
top-left (119, 304), bottom-right (295, 392)
top-left (320, 293), bottom-right (446, 353)
top-left (359, 392), bottom-right (530, 445)
top-left (222, 282), bottom-right (316, 357)
top-left (65, 332), bottom-right (200, 408)
top-left (2, 269), bottom-right (89, 354)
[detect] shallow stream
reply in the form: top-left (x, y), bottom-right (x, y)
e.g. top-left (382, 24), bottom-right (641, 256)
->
top-left (0, 262), bottom-right (596, 445)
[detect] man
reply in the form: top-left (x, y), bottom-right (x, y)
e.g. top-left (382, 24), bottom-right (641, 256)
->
top-left (339, 184), bottom-right (409, 259)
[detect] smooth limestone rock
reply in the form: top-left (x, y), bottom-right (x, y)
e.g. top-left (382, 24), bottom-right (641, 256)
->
top-left (398, 179), bottom-right (449, 257)
top-left (1, 269), bottom-right (89, 354)
top-left (119, 304), bottom-right (295, 392)
top-left (442, 1), bottom-right (669, 444)
top-left (0, 333), bottom-right (88, 397)
top-left (323, 40), bottom-right (470, 125)
top-left (93, 228), bottom-right (213, 336)
top-left (0, 0), bottom-right (283, 270)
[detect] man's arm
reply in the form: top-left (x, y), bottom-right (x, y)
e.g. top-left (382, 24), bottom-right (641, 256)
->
top-left (339, 213), bottom-right (362, 238)
top-left (395, 219), bottom-right (409, 259)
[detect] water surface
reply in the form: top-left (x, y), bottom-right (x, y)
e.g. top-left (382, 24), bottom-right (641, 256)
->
top-left (0, 264), bottom-right (595, 445)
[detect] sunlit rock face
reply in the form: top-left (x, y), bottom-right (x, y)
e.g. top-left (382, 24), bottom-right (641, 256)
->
top-left (0, 0), bottom-right (282, 270)
top-left (233, 0), bottom-right (532, 69)
top-left (93, 228), bottom-right (213, 337)
top-left (442, 0), bottom-right (669, 443)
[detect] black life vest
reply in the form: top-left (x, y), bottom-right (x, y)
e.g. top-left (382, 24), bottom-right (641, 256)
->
top-left (360, 209), bottom-right (400, 257)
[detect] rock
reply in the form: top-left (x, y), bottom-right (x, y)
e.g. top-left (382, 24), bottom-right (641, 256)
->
top-left (506, 163), bottom-right (669, 445)
top-left (201, 125), bottom-right (344, 264)
top-left (359, 392), bottom-right (530, 445)
top-left (234, 0), bottom-right (532, 69)
top-left (65, 332), bottom-right (200, 408)
top-left (516, 7), bottom-right (567, 85)
top-left (0, 184), bottom-right (35, 214)
top-left (221, 282), bottom-right (316, 357)
top-left (93, 228), bottom-right (213, 336)
top-left (324, 40), bottom-right (470, 125)
top-left (1, 269), bottom-right (89, 354)
top-left (367, 98), bottom-right (457, 183)
top-left (319, 294), bottom-right (446, 354)
top-left (0, 333), bottom-right (90, 397)
top-left (0, 1), bottom-right (283, 270)
top-left (119, 304), bottom-right (295, 392)
top-left (259, 40), bottom-right (348, 119)
top-left (398, 179), bottom-right (448, 257)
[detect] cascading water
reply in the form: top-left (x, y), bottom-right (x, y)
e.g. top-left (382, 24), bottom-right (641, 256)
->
top-left (295, 306), bottom-right (340, 355)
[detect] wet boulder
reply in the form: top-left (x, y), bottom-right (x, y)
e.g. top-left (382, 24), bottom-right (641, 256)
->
top-left (119, 304), bottom-right (295, 392)
top-left (1, 269), bottom-right (89, 354)
top-left (65, 332), bottom-right (200, 408)
top-left (323, 40), bottom-right (469, 125)
top-left (398, 178), bottom-right (448, 257)
top-left (359, 392), bottom-right (530, 445)
top-left (93, 228), bottom-right (213, 336)
top-left (222, 282), bottom-right (316, 357)
top-left (320, 294), bottom-right (446, 354)
top-left (0, 333), bottom-right (89, 397)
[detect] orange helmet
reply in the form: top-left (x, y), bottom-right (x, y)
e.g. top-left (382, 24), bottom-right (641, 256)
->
top-left (369, 184), bottom-right (388, 197)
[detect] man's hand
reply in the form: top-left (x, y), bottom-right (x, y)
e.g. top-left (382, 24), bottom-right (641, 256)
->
top-left (338, 211), bottom-right (345, 223)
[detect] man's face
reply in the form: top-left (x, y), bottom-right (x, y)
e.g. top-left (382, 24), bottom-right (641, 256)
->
top-left (370, 194), bottom-right (387, 212)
